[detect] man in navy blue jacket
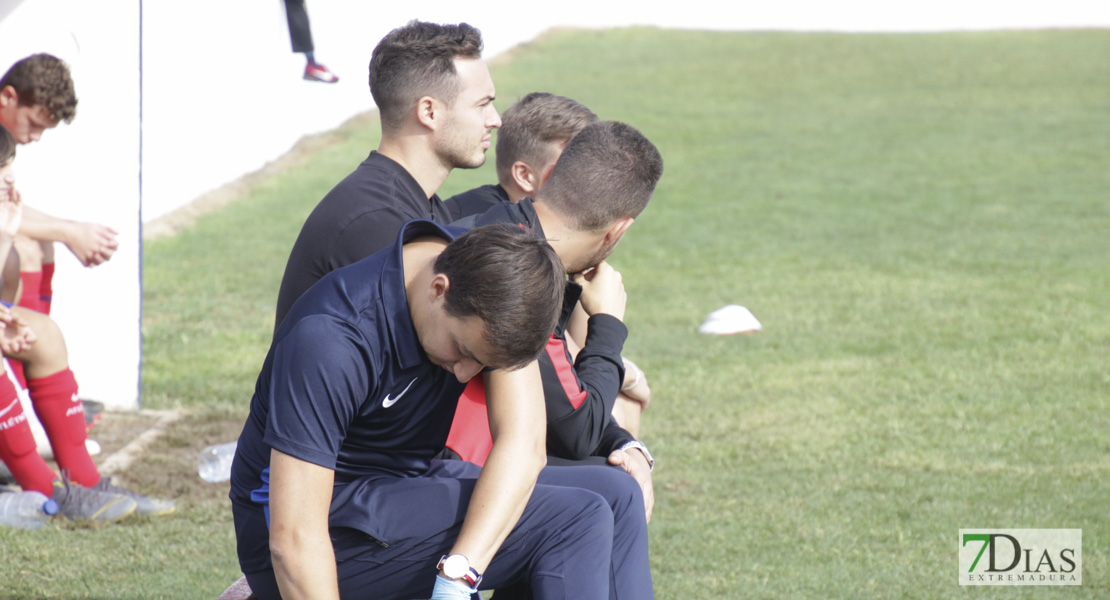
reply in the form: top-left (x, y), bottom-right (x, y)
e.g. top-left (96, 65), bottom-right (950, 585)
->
top-left (232, 222), bottom-right (653, 599)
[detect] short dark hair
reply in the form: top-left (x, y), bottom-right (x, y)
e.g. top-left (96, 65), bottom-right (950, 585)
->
top-left (0, 54), bottom-right (77, 124)
top-left (0, 126), bottom-right (15, 164)
top-left (369, 20), bottom-right (483, 133)
top-left (538, 121), bottom-right (664, 231)
top-left (495, 92), bottom-right (598, 184)
top-left (434, 224), bottom-right (564, 369)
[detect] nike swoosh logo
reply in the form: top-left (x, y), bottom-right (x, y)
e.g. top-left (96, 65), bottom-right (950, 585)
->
top-left (382, 378), bottom-right (418, 408)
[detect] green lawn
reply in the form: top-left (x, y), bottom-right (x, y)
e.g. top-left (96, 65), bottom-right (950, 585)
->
top-left (3, 26), bottom-right (1108, 599)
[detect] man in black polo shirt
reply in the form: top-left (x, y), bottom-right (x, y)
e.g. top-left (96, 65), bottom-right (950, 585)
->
top-left (442, 92), bottom-right (597, 221)
top-left (274, 20), bottom-right (501, 329)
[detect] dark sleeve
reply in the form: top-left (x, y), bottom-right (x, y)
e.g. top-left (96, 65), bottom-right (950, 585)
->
top-left (264, 316), bottom-right (375, 470)
top-left (542, 314), bottom-right (628, 460)
top-left (595, 420), bottom-right (636, 457)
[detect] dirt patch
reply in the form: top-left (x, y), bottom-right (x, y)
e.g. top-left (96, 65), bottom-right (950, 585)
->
top-left (88, 410), bottom-right (167, 458)
top-left (1, 410), bottom-right (247, 510)
top-left (99, 410), bottom-right (247, 508)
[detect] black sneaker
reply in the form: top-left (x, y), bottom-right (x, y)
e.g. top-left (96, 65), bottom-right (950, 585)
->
top-left (51, 478), bottom-right (137, 522)
top-left (93, 477), bottom-right (176, 516)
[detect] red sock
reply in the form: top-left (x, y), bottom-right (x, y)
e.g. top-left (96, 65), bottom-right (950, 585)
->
top-left (8, 359), bottom-right (26, 390)
top-left (17, 271), bottom-right (42, 314)
top-left (28, 369), bottom-right (99, 487)
top-left (0, 375), bottom-right (57, 495)
top-left (39, 262), bottom-right (54, 315)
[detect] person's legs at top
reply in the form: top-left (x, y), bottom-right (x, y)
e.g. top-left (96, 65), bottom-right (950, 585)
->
top-left (284, 0), bottom-right (313, 54)
top-left (283, 0), bottom-right (337, 83)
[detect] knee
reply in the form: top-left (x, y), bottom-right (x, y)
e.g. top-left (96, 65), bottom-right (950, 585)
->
top-left (25, 311), bottom-right (65, 350)
top-left (570, 489), bottom-right (615, 539)
top-left (11, 309), bottom-right (69, 374)
top-left (596, 465), bottom-right (645, 506)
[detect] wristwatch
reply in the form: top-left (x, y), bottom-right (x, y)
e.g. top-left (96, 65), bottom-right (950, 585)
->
top-left (619, 440), bottom-right (655, 471)
top-left (437, 554), bottom-right (483, 588)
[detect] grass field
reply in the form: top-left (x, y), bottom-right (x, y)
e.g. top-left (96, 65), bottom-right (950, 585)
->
top-left (2, 26), bottom-right (1109, 599)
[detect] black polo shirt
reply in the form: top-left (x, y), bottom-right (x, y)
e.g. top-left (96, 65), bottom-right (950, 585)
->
top-left (274, 151), bottom-right (452, 329)
top-left (443, 183), bottom-right (511, 222)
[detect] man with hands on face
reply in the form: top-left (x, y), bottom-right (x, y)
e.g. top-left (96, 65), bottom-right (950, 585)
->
top-left (444, 121), bottom-right (664, 534)
top-left (444, 91), bottom-right (653, 434)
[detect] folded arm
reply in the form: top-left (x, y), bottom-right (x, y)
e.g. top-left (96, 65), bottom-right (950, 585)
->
top-left (268, 449), bottom-right (340, 600)
top-left (445, 363), bottom-right (547, 574)
top-left (18, 205), bottom-right (118, 266)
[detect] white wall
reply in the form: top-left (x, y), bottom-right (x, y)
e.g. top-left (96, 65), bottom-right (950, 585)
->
top-left (0, 0), bottom-right (141, 409)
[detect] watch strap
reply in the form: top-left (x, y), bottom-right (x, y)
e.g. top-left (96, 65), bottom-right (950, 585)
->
top-left (619, 440), bottom-right (655, 471)
top-left (437, 554), bottom-right (483, 588)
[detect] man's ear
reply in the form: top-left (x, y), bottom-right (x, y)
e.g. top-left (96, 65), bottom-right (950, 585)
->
top-left (603, 216), bottom-right (635, 246)
top-left (428, 272), bottom-right (451, 303)
top-left (510, 161), bottom-right (540, 195)
top-left (415, 96), bottom-right (440, 130)
top-left (0, 86), bottom-right (17, 109)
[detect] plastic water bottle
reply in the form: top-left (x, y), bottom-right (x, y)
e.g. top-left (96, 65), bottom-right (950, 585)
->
top-left (0, 490), bottom-right (58, 529)
top-left (198, 441), bottom-right (238, 483)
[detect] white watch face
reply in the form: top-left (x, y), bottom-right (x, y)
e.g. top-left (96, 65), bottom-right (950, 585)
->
top-left (442, 554), bottom-right (469, 578)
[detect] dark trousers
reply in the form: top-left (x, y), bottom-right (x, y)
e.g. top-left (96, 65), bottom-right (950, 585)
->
top-left (242, 461), bottom-right (652, 599)
top-left (283, 0), bottom-right (313, 53)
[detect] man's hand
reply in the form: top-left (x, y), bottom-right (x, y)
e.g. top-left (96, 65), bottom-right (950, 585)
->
top-left (0, 305), bottom-right (36, 355)
top-left (65, 222), bottom-right (119, 267)
top-left (431, 574), bottom-right (477, 600)
top-left (571, 261), bottom-right (626, 321)
top-left (608, 448), bottom-right (654, 523)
